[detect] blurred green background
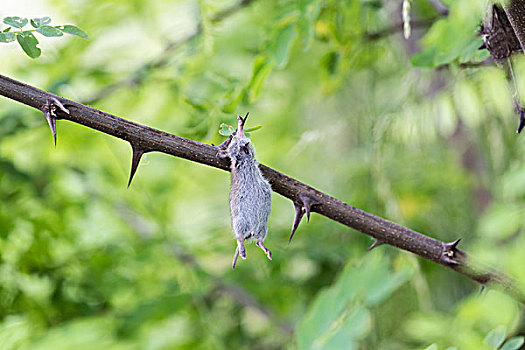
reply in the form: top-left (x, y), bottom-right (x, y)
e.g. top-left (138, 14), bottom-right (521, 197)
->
top-left (1, 0), bottom-right (525, 349)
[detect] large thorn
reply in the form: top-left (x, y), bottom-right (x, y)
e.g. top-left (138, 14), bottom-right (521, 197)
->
top-left (41, 97), bottom-right (69, 148)
top-left (367, 239), bottom-right (384, 251)
top-left (441, 238), bottom-right (461, 265)
top-left (289, 202), bottom-right (305, 243)
top-left (128, 144), bottom-right (146, 188)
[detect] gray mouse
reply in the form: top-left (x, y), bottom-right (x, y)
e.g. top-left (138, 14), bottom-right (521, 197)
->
top-left (217, 113), bottom-right (272, 269)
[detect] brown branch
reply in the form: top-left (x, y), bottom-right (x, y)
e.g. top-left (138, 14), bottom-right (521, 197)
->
top-left (1, 73), bottom-right (524, 304)
top-left (501, 0), bottom-right (525, 52)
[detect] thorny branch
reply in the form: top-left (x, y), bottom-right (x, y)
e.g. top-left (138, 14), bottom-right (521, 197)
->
top-left (0, 74), bottom-right (524, 305)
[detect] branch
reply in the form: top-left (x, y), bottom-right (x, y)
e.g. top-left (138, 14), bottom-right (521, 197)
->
top-left (1, 74), bottom-right (524, 304)
top-left (364, 18), bottom-right (441, 41)
top-left (83, 0), bottom-right (257, 105)
top-left (501, 0), bottom-right (525, 52)
top-left (167, 242), bottom-right (294, 334)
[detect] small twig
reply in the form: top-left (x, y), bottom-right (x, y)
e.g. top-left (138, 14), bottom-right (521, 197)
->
top-left (364, 17), bottom-right (442, 42)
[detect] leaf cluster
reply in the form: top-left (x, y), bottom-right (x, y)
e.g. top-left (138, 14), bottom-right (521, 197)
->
top-left (0, 16), bottom-right (88, 58)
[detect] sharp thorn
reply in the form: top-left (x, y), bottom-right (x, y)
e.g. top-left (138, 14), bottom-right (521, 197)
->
top-left (441, 255), bottom-right (460, 265)
top-left (478, 43), bottom-right (486, 50)
top-left (517, 110), bottom-right (525, 133)
top-left (367, 239), bottom-right (384, 251)
top-left (298, 193), bottom-right (319, 223)
top-left (441, 238), bottom-right (462, 265)
top-left (128, 145), bottom-right (145, 188)
top-left (44, 111), bottom-right (57, 148)
top-left (443, 238), bottom-right (461, 250)
top-left (51, 97), bottom-right (70, 115)
top-left (289, 202), bottom-right (305, 243)
top-left (479, 284), bottom-right (487, 295)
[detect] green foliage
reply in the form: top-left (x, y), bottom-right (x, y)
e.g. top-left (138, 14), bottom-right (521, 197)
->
top-left (1, 16), bottom-right (88, 58)
top-left (296, 254), bottom-right (413, 349)
top-left (1, 0), bottom-right (525, 348)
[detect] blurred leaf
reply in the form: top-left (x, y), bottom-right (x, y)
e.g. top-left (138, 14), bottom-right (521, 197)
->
top-left (322, 307), bottom-right (371, 350)
top-left (411, 47), bottom-right (438, 68)
top-left (244, 125), bottom-right (262, 133)
top-left (247, 56), bottom-right (273, 102)
top-left (3, 17), bottom-right (28, 29)
top-left (424, 345), bottom-right (438, 350)
top-left (3, 27), bottom-right (11, 32)
top-left (60, 25), bottom-right (89, 39)
top-left (36, 25), bottom-right (63, 37)
top-left (501, 337), bottom-right (525, 350)
top-left (478, 205), bottom-right (523, 240)
top-left (16, 31), bottom-right (41, 58)
top-left (0, 32), bottom-right (16, 43)
top-left (271, 23), bottom-right (297, 68)
top-left (296, 254), bottom-right (412, 349)
top-left (484, 326), bottom-right (506, 349)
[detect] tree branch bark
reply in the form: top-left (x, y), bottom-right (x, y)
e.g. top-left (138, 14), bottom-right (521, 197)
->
top-left (502, 0), bottom-right (525, 52)
top-left (1, 73), bottom-right (524, 304)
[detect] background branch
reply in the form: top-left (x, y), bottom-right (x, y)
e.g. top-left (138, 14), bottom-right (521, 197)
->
top-left (83, 0), bottom-right (257, 105)
top-left (0, 73), bottom-right (524, 304)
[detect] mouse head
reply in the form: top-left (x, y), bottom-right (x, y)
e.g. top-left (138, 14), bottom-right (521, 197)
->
top-left (228, 112), bottom-right (256, 163)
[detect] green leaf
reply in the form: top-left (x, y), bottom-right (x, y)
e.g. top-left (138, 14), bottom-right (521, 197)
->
top-left (3, 27), bottom-right (11, 32)
top-left (0, 32), bottom-right (16, 43)
top-left (501, 337), bottom-right (525, 350)
top-left (30, 17), bottom-right (51, 28)
top-left (424, 345), bottom-right (438, 350)
top-left (60, 25), bottom-right (89, 39)
top-left (3, 17), bottom-right (28, 29)
top-left (323, 307), bottom-right (372, 350)
top-left (219, 123), bottom-right (234, 136)
top-left (16, 31), bottom-right (41, 58)
top-left (484, 326), bottom-right (506, 349)
top-left (410, 47), bottom-right (437, 68)
top-left (271, 23), bottom-right (297, 68)
top-left (296, 254), bottom-right (412, 350)
top-left (244, 125), bottom-right (262, 133)
top-left (36, 25), bottom-right (63, 37)
top-left (247, 56), bottom-right (274, 102)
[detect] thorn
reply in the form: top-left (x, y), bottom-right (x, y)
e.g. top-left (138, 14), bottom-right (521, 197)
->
top-left (289, 202), bottom-right (305, 243)
top-left (479, 284), bottom-right (487, 295)
top-left (41, 98), bottom-right (68, 148)
top-left (517, 109), bottom-right (525, 133)
top-left (367, 239), bottom-right (384, 251)
top-left (43, 110), bottom-right (57, 148)
top-left (51, 97), bottom-right (70, 115)
top-left (478, 42), bottom-right (486, 50)
top-left (441, 238), bottom-right (461, 265)
top-left (128, 145), bottom-right (145, 188)
top-left (298, 193), bottom-right (319, 223)
top-left (443, 238), bottom-right (461, 250)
